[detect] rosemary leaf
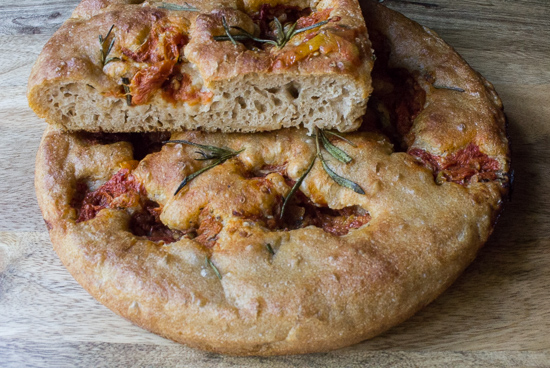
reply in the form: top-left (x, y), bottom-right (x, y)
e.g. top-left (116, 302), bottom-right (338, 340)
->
top-left (293, 19), bottom-right (330, 36)
top-left (106, 37), bottom-right (116, 58)
top-left (194, 150), bottom-right (218, 161)
top-left (164, 139), bottom-right (234, 156)
top-left (433, 85), bottom-right (465, 93)
top-left (319, 156), bottom-right (365, 194)
top-left (174, 159), bottom-right (223, 195)
top-left (213, 35), bottom-right (255, 42)
top-left (285, 22), bottom-right (298, 40)
top-left (319, 130), bottom-right (352, 164)
top-left (214, 17), bottom-right (329, 49)
top-left (104, 56), bottom-right (120, 65)
top-left (166, 140), bottom-right (244, 195)
top-left (104, 24), bottom-right (114, 40)
top-left (323, 131), bottom-right (357, 147)
top-left (315, 129), bottom-right (365, 195)
top-left (222, 16), bottom-right (237, 45)
top-left (223, 25), bottom-right (278, 46)
top-left (157, 2), bottom-right (199, 11)
top-left (205, 257), bottom-right (222, 279)
top-left (121, 77), bottom-right (132, 106)
top-left (99, 24), bottom-right (116, 64)
top-left (265, 243), bottom-right (275, 255)
top-left (274, 17), bottom-right (285, 44)
top-left (280, 156), bottom-right (316, 219)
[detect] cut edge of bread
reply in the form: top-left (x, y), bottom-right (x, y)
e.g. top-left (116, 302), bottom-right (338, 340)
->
top-left (28, 73), bottom-right (369, 133)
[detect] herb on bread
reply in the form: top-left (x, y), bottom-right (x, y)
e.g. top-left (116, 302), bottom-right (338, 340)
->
top-left (205, 257), bottom-right (222, 279)
top-left (121, 77), bottom-right (132, 106)
top-left (316, 130), bottom-right (365, 195)
top-left (214, 16), bottom-right (330, 49)
top-left (319, 129), bottom-right (352, 164)
top-left (280, 155), bottom-right (316, 219)
top-left (165, 139), bottom-right (244, 195)
top-left (265, 243), bottom-right (275, 255)
top-left (280, 130), bottom-right (364, 219)
top-left (99, 25), bottom-right (119, 66)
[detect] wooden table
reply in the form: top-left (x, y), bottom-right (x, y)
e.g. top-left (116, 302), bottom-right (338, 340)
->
top-left (1, 0), bottom-right (549, 366)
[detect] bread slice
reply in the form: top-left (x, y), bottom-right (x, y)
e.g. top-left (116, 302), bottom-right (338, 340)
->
top-left (28, 0), bottom-right (374, 133)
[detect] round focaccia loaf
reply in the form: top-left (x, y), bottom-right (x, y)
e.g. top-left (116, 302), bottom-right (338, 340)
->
top-left (35, 1), bottom-right (510, 356)
top-left (27, 0), bottom-right (374, 133)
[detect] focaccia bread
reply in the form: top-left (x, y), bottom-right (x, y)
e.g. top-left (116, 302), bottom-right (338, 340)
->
top-left (34, 1), bottom-right (510, 356)
top-left (27, 0), bottom-right (374, 133)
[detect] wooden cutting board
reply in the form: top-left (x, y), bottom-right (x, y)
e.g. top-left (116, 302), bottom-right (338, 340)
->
top-left (1, 0), bottom-right (549, 366)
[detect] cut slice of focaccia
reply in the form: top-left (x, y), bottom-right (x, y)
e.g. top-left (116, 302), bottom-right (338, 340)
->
top-left (27, 0), bottom-right (374, 133)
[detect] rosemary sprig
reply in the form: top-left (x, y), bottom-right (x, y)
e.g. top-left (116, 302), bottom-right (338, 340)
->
top-left (121, 77), bottom-right (132, 106)
top-left (99, 24), bottom-right (118, 65)
top-left (214, 16), bottom-right (330, 49)
top-left (157, 2), bottom-right (199, 11)
top-left (319, 130), bottom-right (352, 164)
top-left (316, 129), bottom-right (365, 195)
top-left (280, 155), bottom-right (316, 219)
top-left (205, 256), bottom-right (222, 279)
top-left (433, 85), bottom-right (465, 93)
top-left (279, 129), bottom-right (364, 219)
top-left (165, 139), bottom-right (244, 195)
top-left (222, 16), bottom-right (237, 45)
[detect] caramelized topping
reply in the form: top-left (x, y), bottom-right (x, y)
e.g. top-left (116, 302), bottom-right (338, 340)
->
top-left (131, 60), bottom-right (177, 105)
top-left (121, 24), bottom-right (187, 64)
top-left (72, 169), bottom-right (180, 243)
top-left (367, 30), bottom-right (426, 149)
top-left (238, 168), bottom-right (370, 236)
top-left (194, 209), bottom-right (223, 248)
top-left (75, 169), bottom-right (143, 223)
top-left (409, 144), bottom-right (500, 185)
top-left (116, 21), bottom-right (214, 106)
top-left (281, 193), bottom-right (370, 236)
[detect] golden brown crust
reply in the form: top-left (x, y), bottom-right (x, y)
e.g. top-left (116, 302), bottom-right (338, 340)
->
top-left (361, 1), bottom-right (507, 164)
top-left (36, 125), bottom-right (506, 355)
top-left (28, 0), bottom-right (374, 133)
top-left (34, 1), bottom-right (510, 355)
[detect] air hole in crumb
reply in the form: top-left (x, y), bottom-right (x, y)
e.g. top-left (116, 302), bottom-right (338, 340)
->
top-left (254, 101), bottom-right (266, 113)
top-left (236, 97), bottom-right (247, 109)
top-left (285, 83), bottom-right (300, 99)
top-left (273, 97), bottom-right (282, 106)
top-left (267, 87), bottom-right (280, 94)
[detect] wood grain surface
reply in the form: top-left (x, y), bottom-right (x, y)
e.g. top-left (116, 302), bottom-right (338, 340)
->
top-left (1, 0), bottom-right (549, 366)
